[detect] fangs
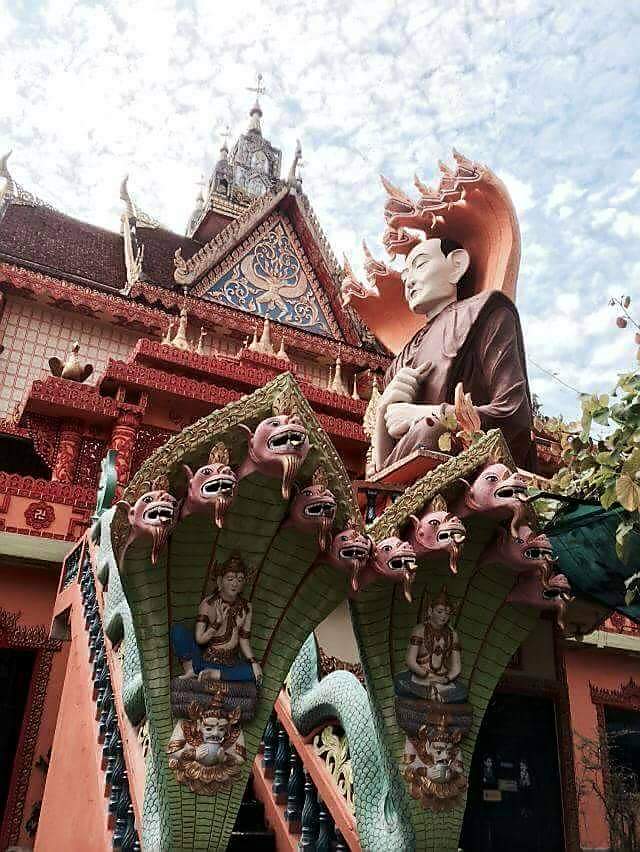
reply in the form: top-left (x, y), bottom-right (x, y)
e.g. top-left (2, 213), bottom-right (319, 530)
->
top-left (201, 478), bottom-right (235, 496)
top-left (389, 556), bottom-right (416, 571)
top-left (143, 505), bottom-right (174, 524)
top-left (268, 431), bottom-right (306, 451)
top-left (494, 485), bottom-right (527, 499)
top-left (340, 546), bottom-right (368, 561)
top-left (303, 502), bottom-right (336, 519)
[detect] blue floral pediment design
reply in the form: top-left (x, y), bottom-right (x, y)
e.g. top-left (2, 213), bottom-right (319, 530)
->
top-left (197, 217), bottom-right (340, 338)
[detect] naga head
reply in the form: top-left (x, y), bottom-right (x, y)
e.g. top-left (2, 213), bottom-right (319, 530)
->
top-left (462, 463), bottom-right (529, 536)
top-left (288, 467), bottom-right (337, 550)
top-left (182, 442), bottom-right (237, 528)
top-left (118, 476), bottom-right (178, 565)
top-left (328, 528), bottom-right (372, 593)
top-left (239, 409), bottom-right (310, 500)
top-left (408, 496), bottom-right (466, 574)
top-left (371, 536), bottom-right (417, 602)
top-left (496, 526), bottom-right (558, 574)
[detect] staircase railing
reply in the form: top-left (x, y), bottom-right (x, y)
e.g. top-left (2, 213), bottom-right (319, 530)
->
top-left (64, 539), bottom-right (141, 851)
top-left (253, 693), bottom-right (360, 851)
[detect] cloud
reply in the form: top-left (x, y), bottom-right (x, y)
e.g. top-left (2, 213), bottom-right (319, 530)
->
top-left (0, 0), bottom-right (639, 424)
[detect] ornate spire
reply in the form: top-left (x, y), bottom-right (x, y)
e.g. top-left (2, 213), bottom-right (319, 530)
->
top-left (246, 73), bottom-right (266, 134)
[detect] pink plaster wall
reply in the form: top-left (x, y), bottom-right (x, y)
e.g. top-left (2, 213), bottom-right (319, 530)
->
top-left (35, 585), bottom-right (111, 852)
top-left (565, 643), bottom-right (640, 850)
top-left (0, 294), bottom-right (140, 418)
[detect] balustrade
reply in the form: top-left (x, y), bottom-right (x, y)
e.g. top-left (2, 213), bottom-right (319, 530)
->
top-left (253, 697), bottom-right (360, 851)
top-left (78, 547), bottom-right (140, 851)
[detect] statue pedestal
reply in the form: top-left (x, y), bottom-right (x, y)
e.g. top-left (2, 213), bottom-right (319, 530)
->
top-left (395, 696), bottom-right (473, 738)
top-left (171, 676), bottom-right (258, 723)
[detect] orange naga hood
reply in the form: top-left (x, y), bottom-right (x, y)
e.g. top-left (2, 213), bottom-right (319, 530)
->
top-left (349, 151), bottom-right (521, 355)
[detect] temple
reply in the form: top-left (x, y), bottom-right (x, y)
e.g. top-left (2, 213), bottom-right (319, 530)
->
top-left (0, 88), bottom-right (638, 852)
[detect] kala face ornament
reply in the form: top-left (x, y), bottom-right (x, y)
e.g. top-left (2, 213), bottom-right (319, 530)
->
top-left (182, 442), bottom-right (237, 528)
top-left (117, 476), bottom-right (178, 565)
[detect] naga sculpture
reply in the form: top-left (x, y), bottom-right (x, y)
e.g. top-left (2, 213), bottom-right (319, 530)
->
top-left (455, 462), bottom-right (530, 537)
top-left (286, 466), bottom-right (337, 551)
top-left (328, 528), bottom-right (372, 592)
top-left (116, 476), bottom-right (179, 565)
top-left (407, 495), bottom-right (466, 575)
top-left (181, 441), bottom-right (237, 528)
top-left (483, 526), bottom-right (573, 628)
top-left (238, 405), bottom-right (310, 499)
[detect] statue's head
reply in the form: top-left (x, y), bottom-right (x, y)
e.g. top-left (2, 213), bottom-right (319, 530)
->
top-left (426, 585), bottom-right (455, 628)
top-left (214, 555), bottom-right (247, 600)
top-left (402, 238), bottom-right (470, 316)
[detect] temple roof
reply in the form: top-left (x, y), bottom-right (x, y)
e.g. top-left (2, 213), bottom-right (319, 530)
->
top-left (0, 201), bottom-right (200, 291)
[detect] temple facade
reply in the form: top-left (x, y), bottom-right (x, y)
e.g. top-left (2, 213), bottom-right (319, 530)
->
top-left (0, 96), bottom-right (638, 852)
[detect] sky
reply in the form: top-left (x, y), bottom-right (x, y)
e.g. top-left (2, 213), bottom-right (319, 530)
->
top-left (1, 0), bottom-right (639, 421)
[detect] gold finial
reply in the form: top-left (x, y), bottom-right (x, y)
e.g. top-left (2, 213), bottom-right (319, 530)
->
top-left (196, 326), bottom-right (207, 356)
top-left (352, 374), bottom-right (360, 401)
top-left (312, 466), bottom-right (329, 490)
top-left (208, 442), bottom-right (230, 466)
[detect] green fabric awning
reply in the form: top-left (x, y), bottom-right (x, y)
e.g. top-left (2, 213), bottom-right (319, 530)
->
top-left (545, 503), bottom-right (640, 623)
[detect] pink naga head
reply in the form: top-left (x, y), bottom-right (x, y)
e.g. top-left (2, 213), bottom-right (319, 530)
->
top-left (182, 442), bottom-right (237, 528)
top-left (118, 476), bottom-right (179, 565)
top-left (328, 528), bottom-right (373, 593)
top-left (461, 462), bottom-right (529, 536)
top-left (370, 536), bottom-right (417, 603)
top-left (407, 495), bottom-right (466, 575)
top-left (238, 396), bottom-right (310, 500)
top-left (288, 466), bottom-right (337, 551)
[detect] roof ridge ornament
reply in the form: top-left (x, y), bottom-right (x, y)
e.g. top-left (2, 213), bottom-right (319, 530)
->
top-left (0, 150), bottom-right (56, 215)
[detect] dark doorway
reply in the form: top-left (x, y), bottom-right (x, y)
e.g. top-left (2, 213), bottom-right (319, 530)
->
top-left (460, 692), bottom-right (564, 852)
top-left (0, 649), bottom-right (36, 821)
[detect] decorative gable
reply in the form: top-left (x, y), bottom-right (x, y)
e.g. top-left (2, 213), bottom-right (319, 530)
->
top-left (193, 214), bottom-right (343, 339)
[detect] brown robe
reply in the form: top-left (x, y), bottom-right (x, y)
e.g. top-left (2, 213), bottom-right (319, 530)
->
top-left (383, 291), bottom-right (535, 470)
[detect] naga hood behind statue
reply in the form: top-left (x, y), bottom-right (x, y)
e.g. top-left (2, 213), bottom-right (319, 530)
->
top-left (350, 151), bottom-right (521, 355)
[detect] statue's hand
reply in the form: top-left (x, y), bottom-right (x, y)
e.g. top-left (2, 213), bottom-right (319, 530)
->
top-left (384, 403), bottom-right (445, 440)
top-left (251, 661), bottom-right (263, 685)
top-left (380, 364), bottom-right (431, 409)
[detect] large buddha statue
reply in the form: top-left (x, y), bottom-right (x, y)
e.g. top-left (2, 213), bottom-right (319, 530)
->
top-left (372, 236), bottom-right (534, 472)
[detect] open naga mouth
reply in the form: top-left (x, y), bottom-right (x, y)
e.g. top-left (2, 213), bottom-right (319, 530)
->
top-left (142, 504), bottom-right (175, 525)
top-left (436, 527), bottom-right (466, 544)
top-left (389, 555), bottom-right (417, 573)
top-left (494, 483), bottom-right (527, 500)
top-left (524, 546), bottom-right (556, 561)
top-left (201, 477), bottom-right (236, 497)
top-left (340, 545), bottom-right (370, 561)
top-left (303, 501), bottom-right (336, 519)
top-left (267, 430), bottom-right (307, 452)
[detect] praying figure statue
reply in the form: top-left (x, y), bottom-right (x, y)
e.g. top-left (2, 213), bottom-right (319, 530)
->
top-left (395, 585), bottom-right (467, 704)
top-left (171, 556), bottom-right (262, 684)
top-left (372, 238), bottom-right (534, 472)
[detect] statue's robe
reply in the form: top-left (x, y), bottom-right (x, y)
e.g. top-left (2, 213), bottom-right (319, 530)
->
top-left (383, 291), bottom-right (535, 470)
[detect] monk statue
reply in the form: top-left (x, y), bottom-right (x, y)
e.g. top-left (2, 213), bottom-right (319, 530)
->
top-left (372, 237), bottom-right (534, 472)
top-left (394, 585), bottom-right (467, 704)
top-left (171, 556), bottom-right (262, 685)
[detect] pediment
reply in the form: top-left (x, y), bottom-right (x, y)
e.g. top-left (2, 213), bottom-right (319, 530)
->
top-left (192, 213), bottom-right (345, 340)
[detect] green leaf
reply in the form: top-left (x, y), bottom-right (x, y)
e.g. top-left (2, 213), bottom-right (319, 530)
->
top-left (615, 475), bottom-right (640, 511)
top-left (601, 482), bottom-right (618, 510)
top-left (616, 519), bottom-right (635, 564)
top-left (595, 451), bottom-right (618, 467)
top-left (622, 448), bottom-right (640, 477)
